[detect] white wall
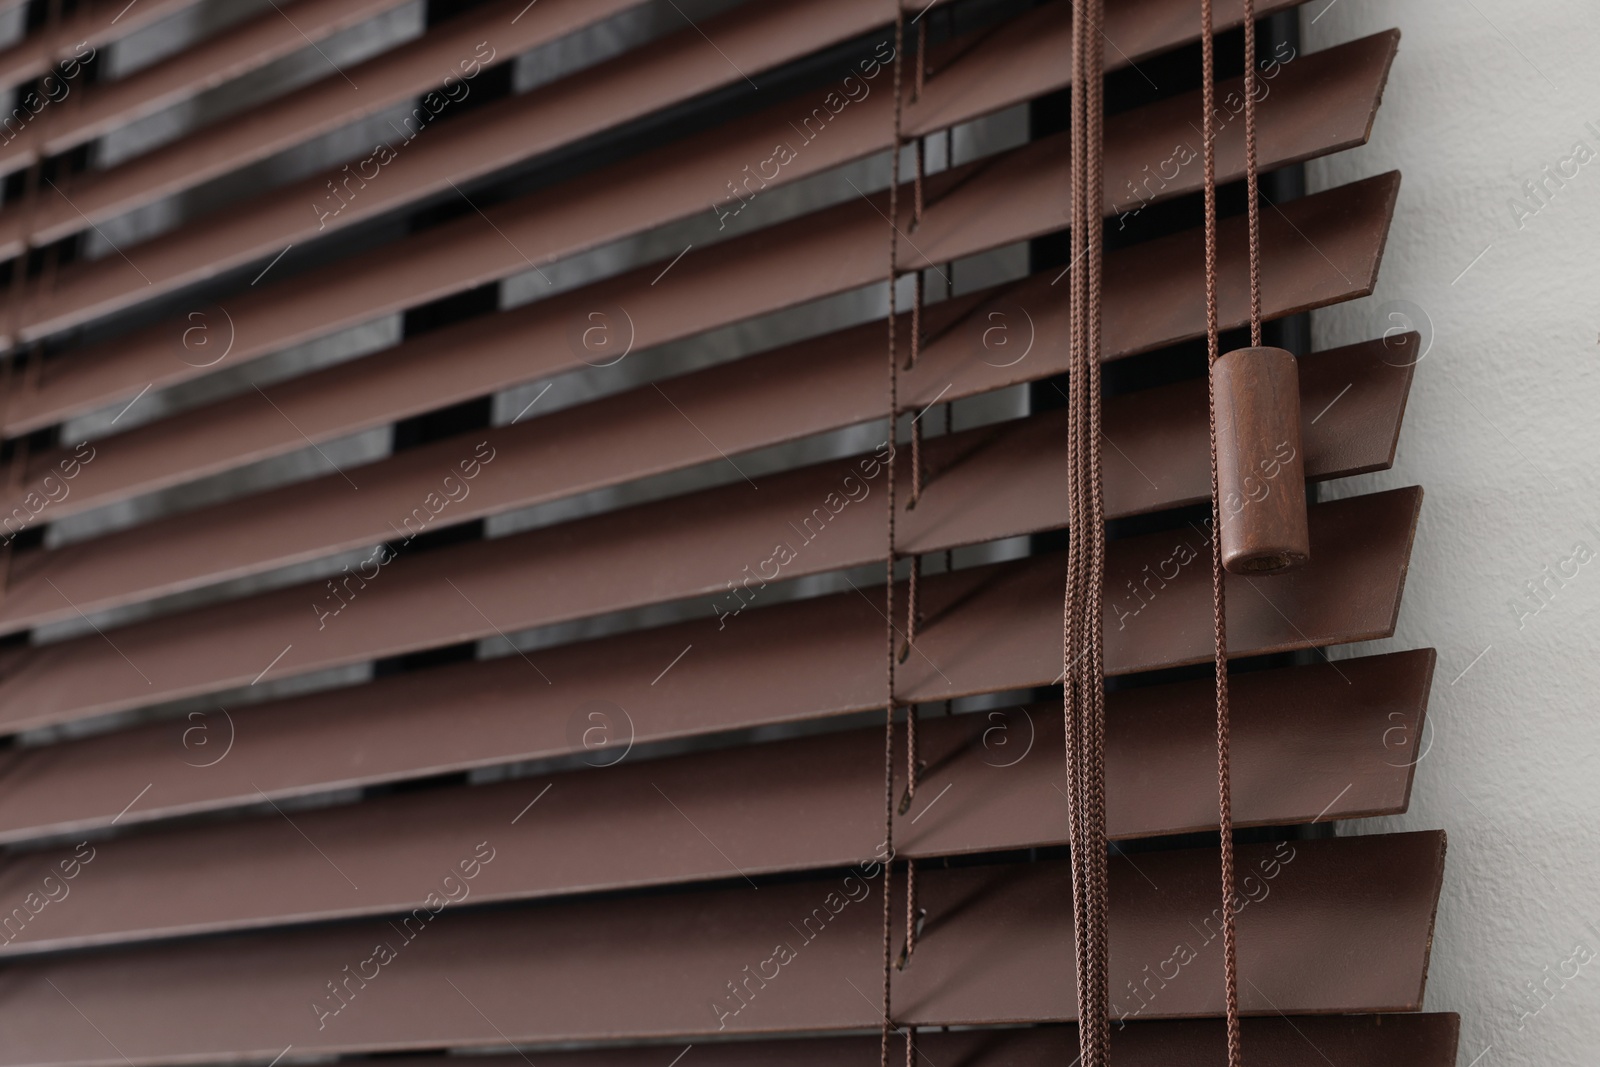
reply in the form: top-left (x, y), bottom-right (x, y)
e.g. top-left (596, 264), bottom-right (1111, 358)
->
top-left (1305, 2), bottom-right (1600, 1063)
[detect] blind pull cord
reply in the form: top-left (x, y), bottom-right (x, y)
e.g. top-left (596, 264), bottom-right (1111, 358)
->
top-left (1063, 0), bottom-right (1111, 1062)
top-left (1199, 1), bottom-right (1243, 1059)
top-left (1209, 1), bottom-right (1310, 577)
top-left (1198, 0), bottom-right (1318, 1063)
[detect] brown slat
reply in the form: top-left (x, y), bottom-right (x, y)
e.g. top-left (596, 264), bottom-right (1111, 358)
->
top-left (15, 0), bottom-right (1337, 339)
top-left (900, 488), bottom-right (1422, 692)
top-left (0, 332), bottom-right (1415, 635)
top-left (1095, 1017), bottom-right (1459, 1067)
top-left (0, 650), bottom-right (1433, 950)
top-left (0, 41), bottom-right (1397, 434)
top-left (0, 592), bottom-right (1432, 846)
top-left (310, 1018), bottom-right (1462, 1067)
top-left (0, 162), bottom-right (1402, 519)
top-left (0, 0), bottom-right (198, 91)
top-left (0, 0), bottom-right (649, 263)
top-left (0, 0), bottom-right (415, 181)
top-left (0, 484), bottom-right (1421, 737)
top-left (0, 833), bottom-right (1447, 1064)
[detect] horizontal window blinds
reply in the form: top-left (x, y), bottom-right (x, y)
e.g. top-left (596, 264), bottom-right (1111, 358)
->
top-left (2, 18), bottom-right (1390, 423)
top-left (0, 0), bottom-right (1454, 1064)
top-left (4, 165), bottom-right (1402, 514)
top-left (0, 328), bottom-right (1414, 632)
top-left (0, 654), bottom-right (1433, 953)
top-left (4, 0), bottom-right (1340, 337)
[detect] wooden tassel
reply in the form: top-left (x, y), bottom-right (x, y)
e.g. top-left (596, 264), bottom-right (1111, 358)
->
top-left (1211, 346), bottom-right (1310, 575)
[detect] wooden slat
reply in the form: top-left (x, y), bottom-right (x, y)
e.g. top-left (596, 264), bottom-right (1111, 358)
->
top-left (0, 485), bottom-right (1422, 737)
top-left (0, 47), bottom-right (1398, 434)
top-left (0, 0), bottom-right (414, 181)
top-left (0, 594), bottom-right (1433, 846)
top-left (0, 650), bottom-right (1434, 950)
top-left (0, 834), bottom-right (1448, 1064)
top-left (0, 10), bottom-right (1443, 1065)
top-left (0, 164), bottom-right (1402, 517)
top-left (902, 488), bottom-right (1423, 690)
top-left (323, 1019), bottom-right (1462, 1067)
top-left (13, 0), bottom-right (1345, 340)
top-left (0, 332), bottom-right (1415, 634)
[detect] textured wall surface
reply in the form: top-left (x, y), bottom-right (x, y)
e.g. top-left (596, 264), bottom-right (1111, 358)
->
top-left (1305, 1), bottom-right (1600, 1063)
